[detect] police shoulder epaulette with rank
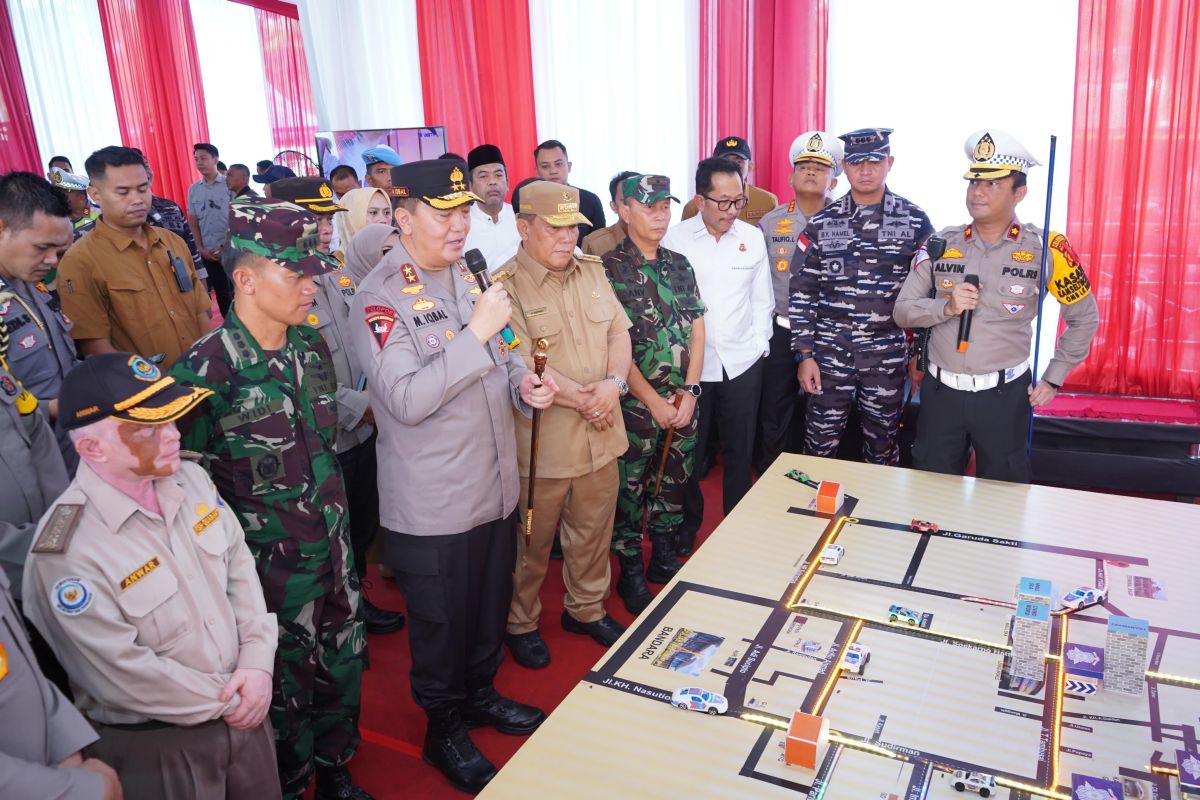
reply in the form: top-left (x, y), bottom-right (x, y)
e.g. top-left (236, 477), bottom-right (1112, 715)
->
top-left (577, 254), bottom-right (603, 264)
top-left (32, 503), bottom-right (84, 554)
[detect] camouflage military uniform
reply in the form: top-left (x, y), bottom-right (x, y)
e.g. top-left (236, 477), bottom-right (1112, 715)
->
top-left (603, 238), bottom-right (705, 558)
top-left (172, 303), bottom-right (364, 797)
top-left (789, 188), bottom-right (933, 464)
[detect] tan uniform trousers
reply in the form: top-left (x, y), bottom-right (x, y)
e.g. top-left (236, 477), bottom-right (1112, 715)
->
top-left (508, 459), bottom-right (619, 633)
top-left (88, 717), bottom-right (280, 800)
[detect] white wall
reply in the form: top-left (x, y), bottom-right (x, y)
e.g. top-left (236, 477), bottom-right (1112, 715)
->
top-left (191, 0), bottom-right (276, 170)
top-left (827, 0), bottom-right (1079, 368)
top-left (528, 0), bottom-right (700, 224)
top-left (297, 0), bottom-right (425, 132)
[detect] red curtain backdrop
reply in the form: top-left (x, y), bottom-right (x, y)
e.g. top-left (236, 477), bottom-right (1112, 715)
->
top-left (0, 0), bottom-right (41, 174)
top-left (256, 7), bottom-right (318, 167)
top-left (96, 0), bottom-right (209, 208)
top-left (1064, 0), bottom-right (1200, 399)
top-left (698, 0), bottom-right (828, 200)
top-left (415, 0), bottom-right (538, 194)
top-left (698, 0), bottom-right (751, 165)
top-left (750, 0), bottom-right (827, 201)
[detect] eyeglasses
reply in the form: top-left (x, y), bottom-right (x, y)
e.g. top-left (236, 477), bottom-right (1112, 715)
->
top-left (701, 194), bottom-right (748, 211)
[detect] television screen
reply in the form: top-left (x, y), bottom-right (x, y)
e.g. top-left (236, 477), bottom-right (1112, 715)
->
top-left (315, 126), bottom-right (448, 183)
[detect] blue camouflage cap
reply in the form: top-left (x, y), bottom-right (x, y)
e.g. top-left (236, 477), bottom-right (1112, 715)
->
top-left (839, 128), bottom-right (894, 164)
top-left (362, 145), bottom-right (403, 168)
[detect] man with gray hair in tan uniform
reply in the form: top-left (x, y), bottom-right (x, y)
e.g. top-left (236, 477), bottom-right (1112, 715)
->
top-left (23, 352), bottom-right (281, 800)
top-left (501, 180), bottom-right (633, 670)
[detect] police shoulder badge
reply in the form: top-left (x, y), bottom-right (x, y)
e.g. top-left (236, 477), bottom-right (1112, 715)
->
top-left (52, 576), bottom-right (94, 615)
top-left (364, 304), bottom-right (397, 349)
top-left (1047, 232), bottom-right (1092, 305)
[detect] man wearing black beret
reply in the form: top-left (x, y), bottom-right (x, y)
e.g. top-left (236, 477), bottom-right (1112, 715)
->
top-left (464, 144), bottom-right (520, 270)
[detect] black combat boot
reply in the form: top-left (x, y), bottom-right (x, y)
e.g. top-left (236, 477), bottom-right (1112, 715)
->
top-left (645, 534), bottom-right (682, 584)
top-left (422, 707), bottom-right (497, 794)
top-left (616, 551), bottom-right (654, 614)
top-left (314, 764), bottom-right (375, 800)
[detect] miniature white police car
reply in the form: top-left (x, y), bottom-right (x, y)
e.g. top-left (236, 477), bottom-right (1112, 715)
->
top-left (671, 687), bottom-right (728, 716)
top-left (820, 544), bottom-right (844, 565)
top-left (951, 769), bottom-right (996, 796)
top-left (840, 643), bottom-right (870, 674)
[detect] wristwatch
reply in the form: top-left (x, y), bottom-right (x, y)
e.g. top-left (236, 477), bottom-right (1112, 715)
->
top-left (681, 383), bottom-right (702, 398)
top-left (796, 350), bottom-right (815, 363)
top-left (606, 374), bottom-right (629, 397)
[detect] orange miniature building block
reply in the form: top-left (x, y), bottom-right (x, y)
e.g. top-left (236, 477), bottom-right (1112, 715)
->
top-left (784, 710), bottom-right (829, 769)
top-left (815, 481), bottom-right (844, 515)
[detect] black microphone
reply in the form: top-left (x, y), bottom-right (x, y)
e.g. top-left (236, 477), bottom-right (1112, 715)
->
top-left (463, 248), bottom-right (521, 349)
top-left (957, 274), bottom-right (980, 353)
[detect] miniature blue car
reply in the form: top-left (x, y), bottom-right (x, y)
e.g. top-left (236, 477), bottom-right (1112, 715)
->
top-left (888, 604), bottom-right (922, 626)
top-left (671, 687), bottom-right (728, 715)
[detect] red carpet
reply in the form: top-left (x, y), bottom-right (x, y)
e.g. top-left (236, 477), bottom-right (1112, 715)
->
top-left (343, 470), bottom-right (727, 798)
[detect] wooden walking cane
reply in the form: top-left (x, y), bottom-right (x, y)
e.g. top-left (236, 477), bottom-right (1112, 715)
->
top-left (524, 338), bottom-right (550, 546)
top-left (653, 392), bottom-right (684, 497)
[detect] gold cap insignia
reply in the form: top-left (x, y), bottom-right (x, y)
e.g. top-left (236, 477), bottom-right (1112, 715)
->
top-left (562, 191), bottom-right (572, 202)
top-left (449, 166), bottom-right (465, 191)
top-left (806, 133), bottom-right (823, 151)
top-left (725, 138), bottom-right (738, 147)
top-left (973, 132), bottom-right (996, 162)
top-left (319, 183), bottom-right (333, 199)
top-left (51, 171), bottom-right (63, 184)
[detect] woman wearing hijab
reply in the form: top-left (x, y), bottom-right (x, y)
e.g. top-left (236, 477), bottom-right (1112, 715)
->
top-left (343, 222), bottom-right (399, 284)
top-left (338, 187), bottom-right (393, 245)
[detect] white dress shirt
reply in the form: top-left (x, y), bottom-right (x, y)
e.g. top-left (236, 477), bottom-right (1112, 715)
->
top-left (465, 202), bottom-right (521, 270)
top-left (663, 214), bottom-right (773, 382)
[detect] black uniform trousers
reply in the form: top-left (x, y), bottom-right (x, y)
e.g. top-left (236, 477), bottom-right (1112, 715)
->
top-left (384, 512), bottom-right (517, 714)
top-left (336, 434), bottom-right (379, 580)
top-left (912, 369), bottom-right (1032, 483)
top-left (755, 321), bottom-right (803, 473)
top-left (681, 359), bottom-right (764, 533)
top-left (203, 256), bottom-right (233, 316)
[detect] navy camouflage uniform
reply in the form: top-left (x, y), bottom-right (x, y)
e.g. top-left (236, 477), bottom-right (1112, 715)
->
top-left (790, 185), bottom-right (933, 464)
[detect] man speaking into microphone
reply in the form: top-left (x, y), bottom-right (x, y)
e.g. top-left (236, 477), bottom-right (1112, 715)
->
top-left (349, 159), bottom-right (558, 794)
top-left (895, 130), bottom-right (1098, 483)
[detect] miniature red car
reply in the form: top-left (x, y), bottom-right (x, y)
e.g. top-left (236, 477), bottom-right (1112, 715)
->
top-left (911, 519), bottom-right (939, 533)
